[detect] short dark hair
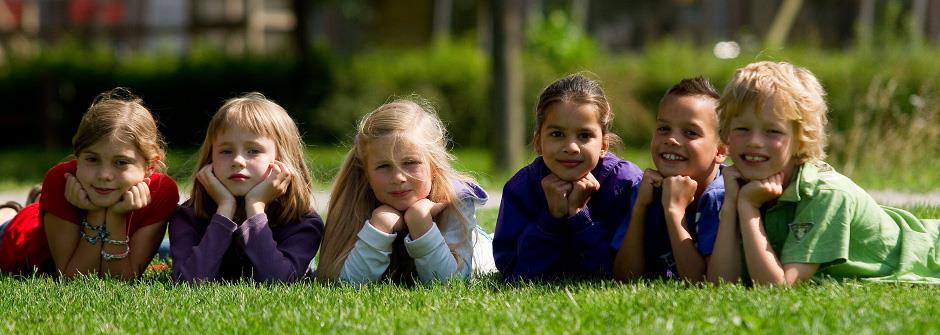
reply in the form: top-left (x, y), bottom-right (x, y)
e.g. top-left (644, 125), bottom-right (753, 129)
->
top-left (663, 76), bottom-right (720, 101)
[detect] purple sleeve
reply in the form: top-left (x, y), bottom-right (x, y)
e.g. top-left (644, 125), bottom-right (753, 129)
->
top-left (170, 209), bottom-right (238, 283)
top-left (236, 212), bottom-right (324, 283)
top-left (493, 174), bottom-right (566, 281)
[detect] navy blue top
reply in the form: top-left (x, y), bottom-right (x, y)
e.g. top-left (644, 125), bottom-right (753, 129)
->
top-left (610, 166), bottom-right (725, 278)
top-left (493, 153), bottom-right (642, 281)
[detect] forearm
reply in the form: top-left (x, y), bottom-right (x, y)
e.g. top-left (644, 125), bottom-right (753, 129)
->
top-left (238, 214), bottom-right (317, 283)
top-left (612, 206), bottom-right (648, 281)
top-left (171, 215), bottom-right (237, 282)
top-left (663, 210), bottom-right (706, 282)
top-left (339, 222), bottom-right (395, 284)
top-left (706, 201), bottom-right (742, 284)
top-left (737, 204), bottom-right (787, 286)
top-left (59, 211), bottom-right (107, 278)
top-left (569, 209), bottom-right (614, 276)
top-left (406, 223), bottom-right (462, 283)
top-left (99, 211), bottom-right (134, 280)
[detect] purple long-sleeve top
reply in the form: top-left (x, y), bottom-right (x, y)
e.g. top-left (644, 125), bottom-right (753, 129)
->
top-left (169, 206), bottom-right (324, 283)
top-left (493, 153), bottom-right (642, 281)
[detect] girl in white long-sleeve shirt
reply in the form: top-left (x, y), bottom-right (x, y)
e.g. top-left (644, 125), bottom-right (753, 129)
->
top-left (314, 98), bottom-right (493, 284)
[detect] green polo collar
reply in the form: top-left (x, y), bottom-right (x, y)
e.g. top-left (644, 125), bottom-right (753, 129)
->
top-left (778, 161), bottom-right (824, 203)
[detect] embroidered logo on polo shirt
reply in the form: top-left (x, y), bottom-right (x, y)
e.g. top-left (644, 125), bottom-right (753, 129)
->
top-left (789, 222), bottom-right (813, 242)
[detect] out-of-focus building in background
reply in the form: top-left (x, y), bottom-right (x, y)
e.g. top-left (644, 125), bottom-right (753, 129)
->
top-left (3, 0), bottom-right (940, 57)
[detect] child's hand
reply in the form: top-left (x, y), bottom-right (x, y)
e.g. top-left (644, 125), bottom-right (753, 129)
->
top-left (738, 172), bottom-right (784, 209)
top-left (636, 169), bottom-right (664, 207)
top-left (662, 175), bottom-right (697, 212)
top-left (403, 198), bottom-right (448, 239)
top-left (109, 178), bottom-right (152, 215)
top-left (541, 174), bottom-right (573, 218)
top-left (245, 160), bottom-right (291, 207)
top-left (403, 198), bottom-right (448, 226)
top-left (567, 172), bottom-right (600, 217)
top-left (722, 166), bottom-right (743, 200)
top-left (370, 205), bottom-right (404, 234)
top-left (196, 164), bottom-right (236, 217)
top-left (64, 173), bottom-right (101, 211)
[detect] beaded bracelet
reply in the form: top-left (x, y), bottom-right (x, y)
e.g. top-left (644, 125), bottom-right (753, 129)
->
top-left (101, 244), bottom-right (130, 261)
top-left (103, 236), bottom-right (129, 246)
top-left (79, 219), bottom-right (109, 245)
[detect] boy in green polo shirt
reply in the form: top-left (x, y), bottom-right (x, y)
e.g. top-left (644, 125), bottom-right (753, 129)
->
top-left (706, 61), bottom-right (940, 286)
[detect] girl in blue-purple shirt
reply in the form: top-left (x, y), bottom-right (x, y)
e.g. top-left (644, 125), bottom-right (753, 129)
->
top-left (493, 74), bottom-right (643, 281)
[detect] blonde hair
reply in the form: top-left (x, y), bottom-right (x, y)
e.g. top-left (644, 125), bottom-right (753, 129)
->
top-left (188, 92), bottom-right (314, 225)
top-left (316, 98), bottom-right (471, 281)
top-left (718, 61), bottom-right (829, 163)
top-left (72, 87), bottom-right (166, 171)
top-left (533, 73), bottom-right (620, 151)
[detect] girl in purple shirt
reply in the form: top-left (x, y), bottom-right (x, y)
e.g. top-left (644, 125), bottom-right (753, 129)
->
top-left (493, 74), bottom-right (642, 280)
top-left (169, 93), bottom-right (323, 283)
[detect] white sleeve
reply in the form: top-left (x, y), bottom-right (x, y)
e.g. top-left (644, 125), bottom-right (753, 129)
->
top-left (404, 196), bottom-right (477, 283)
top-left (338, 220), bottom-right (397, 284)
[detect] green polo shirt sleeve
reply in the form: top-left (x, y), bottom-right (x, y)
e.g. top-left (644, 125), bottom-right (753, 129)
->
top-left (779, 188), bottom-right (854, 266)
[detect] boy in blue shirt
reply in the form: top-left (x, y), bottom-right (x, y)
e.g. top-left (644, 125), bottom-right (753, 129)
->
top-left (612, 77), bottom-right (728, 282)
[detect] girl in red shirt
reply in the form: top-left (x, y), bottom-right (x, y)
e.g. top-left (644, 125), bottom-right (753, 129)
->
top-left (0, 88), bottom-right (179, 279)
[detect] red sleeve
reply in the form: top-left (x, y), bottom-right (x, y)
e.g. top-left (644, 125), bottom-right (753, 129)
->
top-left (38, 160), bottom-right (82, 225)
top-left (127, 172), bottom-right (179, 235)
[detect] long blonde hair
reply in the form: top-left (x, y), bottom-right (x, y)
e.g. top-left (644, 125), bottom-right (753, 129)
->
top-left (316, 98), bottom-right (471, 281)
top-left (73, 87), bottom-right (166, 172)
top-left (188, 92), bottom-right (314, 225)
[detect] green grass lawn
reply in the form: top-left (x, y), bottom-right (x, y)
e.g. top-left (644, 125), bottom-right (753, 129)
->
top-left (3, 206), bottom-right (940, 334)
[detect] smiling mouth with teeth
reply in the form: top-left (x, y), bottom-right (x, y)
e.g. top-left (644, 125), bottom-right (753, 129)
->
top-left (743, 155), bottom-right (767, 162)
top-left (660, 153), bottom-right (687, 161)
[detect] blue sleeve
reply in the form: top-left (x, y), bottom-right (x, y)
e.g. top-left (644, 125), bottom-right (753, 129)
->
top-left (567, 207), bottom-right (617, 276)
top-left (493, 181), bottom-right (567, 281)
top-left (693, 189), bottom-right (723, 257)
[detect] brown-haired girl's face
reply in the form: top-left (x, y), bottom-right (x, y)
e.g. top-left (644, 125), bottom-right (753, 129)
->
top-left (76, 137), bottom-right (151, 207)
top-left (365, 136), bottom-right (432, 212)
top-left (211, 126), bottom-right (278, 196)
top-left (537, 101), bottom-right (609, 181)
top-left (727, 105), bottom-right (798, 181)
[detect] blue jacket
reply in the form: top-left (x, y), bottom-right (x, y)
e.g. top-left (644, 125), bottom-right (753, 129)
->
top-left (493, 153), bottom-right (642, 281)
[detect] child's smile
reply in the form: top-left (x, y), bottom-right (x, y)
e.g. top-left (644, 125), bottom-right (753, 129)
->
top-left (76, 137), bottom-right (151, 208)
top-left (727, 105), bottom-right (798, 181)
top-left (537, 101), bottom-right (609, 182)
top-left (366, 137), bottom-right (433, 212)
top-left (651, 95), bottom-right (725, 182)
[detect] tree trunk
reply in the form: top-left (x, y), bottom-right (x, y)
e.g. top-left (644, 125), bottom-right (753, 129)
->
top-left (432, 0), bottom-right (452, 42)
top-left (491, 0), bottom-right (524, 173)
top-left (765, 0), bottom-right (803, 49)
top-left (856, 0), bottom-right (875, 49)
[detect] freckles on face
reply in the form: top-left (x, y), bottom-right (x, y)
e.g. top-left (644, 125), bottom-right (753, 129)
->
top-left (365, 137), bottom-right (433, 212)
top-left (210, 126), bottom-right (278, 197)
top-left (651, 95), bottom-right (723, 181)
top-left (537, 101), bottom-right (609, 182)
top-left (75, 137), bottom-right (150, 208)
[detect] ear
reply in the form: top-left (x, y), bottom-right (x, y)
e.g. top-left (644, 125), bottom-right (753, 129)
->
top-left (714, 142), bottom-right (728, 164)
top-left (533, 132), bottom-right (543, 155)
top-left (601, 134), bottom-right (610, 155)
top-left (147, 155), bottom-right (160, 175)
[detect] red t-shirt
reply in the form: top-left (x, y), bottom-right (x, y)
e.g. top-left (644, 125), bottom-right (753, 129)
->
top-left (0, 160), bottom-right (179, 274)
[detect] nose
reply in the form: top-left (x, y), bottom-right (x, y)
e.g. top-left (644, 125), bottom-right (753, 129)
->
top-left (391, 166), bottom-right (407, 184)
top-left (232, 154), bottom-right (247, 168)
top-left (745, 132), bottom-right (762, 148)
top-left (96, 166), bottom-right (114, 181)
top-left (562, 140), bottom-right (580, 154)
top-left (665, 133), bottom-right (681, 146)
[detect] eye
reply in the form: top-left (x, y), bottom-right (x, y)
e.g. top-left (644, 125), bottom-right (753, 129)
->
top-left (248, 148), bottom-right (261, 155)
top-left (656, 126), bottom-right (670, 134)
top-left (375, 163), bottom-right (390, 170)
top-left (732, 127), bottom-right (749, 133)
top-left (683, 129), bottom-right (700, 138)
top-left (115, 159), bottom-right (131, 166)
top-left (548, 131), bottom-right (563, 138)
top-left (218, 149), bottom-right (233, 155)
top-left (83, 156), bottom-right (98, 163)
top-left (578, 132), bottom-right (595, 140)
top-left (768, 128), bottom-right (785, 135)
